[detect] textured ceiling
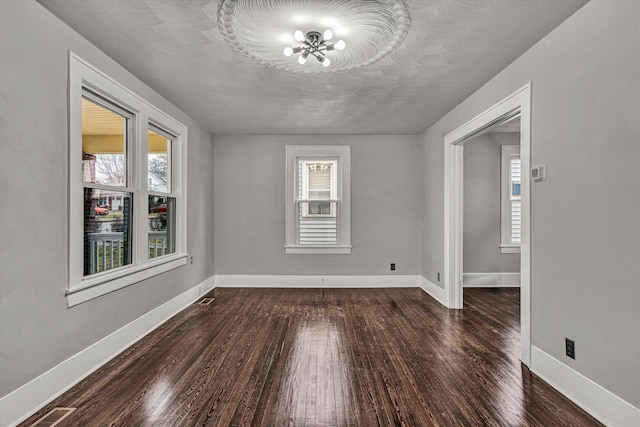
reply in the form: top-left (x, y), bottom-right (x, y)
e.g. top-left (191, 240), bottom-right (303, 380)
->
top-left (38, 0), bottom-right (588, 135)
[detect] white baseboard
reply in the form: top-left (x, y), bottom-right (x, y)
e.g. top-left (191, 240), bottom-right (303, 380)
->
top-left (0, 275), bottom-right (216, 427)
top-left (419, 275), bottom-right (447, 306)
top-left (199, 275), bottom-right (216, 296)
top-left (531, 346), bottom-right (640, 427)
top-left (463, 272), bottom-right (520, 287)
top-left (214, 274), bottom-right (420, 288)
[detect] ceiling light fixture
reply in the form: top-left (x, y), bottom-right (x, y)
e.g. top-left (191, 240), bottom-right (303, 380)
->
top-left (218, 0), bottom-right (411, 74)
top-left (283, 29), bottom-right (345, 67)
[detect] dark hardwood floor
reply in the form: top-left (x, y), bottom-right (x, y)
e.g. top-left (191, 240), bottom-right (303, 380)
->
top-left (21, 288), bottom-right (602, 426)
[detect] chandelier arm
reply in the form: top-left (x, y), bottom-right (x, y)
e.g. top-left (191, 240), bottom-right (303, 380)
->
top-left (309, 51), bottom-right (325, 61)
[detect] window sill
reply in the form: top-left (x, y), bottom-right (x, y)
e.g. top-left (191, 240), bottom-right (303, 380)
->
top-left (285, 245), bottom-right (352, 255)
top-left (66, 254), bottom-right (188, 307)
top-left (499, 245), bottom-right (521, 254)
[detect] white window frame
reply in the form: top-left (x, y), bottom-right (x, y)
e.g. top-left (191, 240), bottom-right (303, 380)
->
top-left (285, 146), bottom-right (351, 254)
top-left (300, 159), bottom-right (338, 218)
top-left (67, 52), bottom-right (188, 307)
top-left (500, 145), bottom-right (521, 253)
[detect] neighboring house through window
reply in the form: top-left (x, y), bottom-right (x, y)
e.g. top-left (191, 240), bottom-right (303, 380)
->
top-left (500, 145), bottom-right (521, 253)
top-left (285, 146), bottom-right (351, 254)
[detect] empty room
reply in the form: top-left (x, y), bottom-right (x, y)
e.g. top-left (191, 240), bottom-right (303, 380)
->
top-left (1, 0), bottom-right (638, 426)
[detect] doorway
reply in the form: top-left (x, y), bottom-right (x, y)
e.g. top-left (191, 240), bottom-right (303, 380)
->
top-left (443, 84), bottom-right (531, 366)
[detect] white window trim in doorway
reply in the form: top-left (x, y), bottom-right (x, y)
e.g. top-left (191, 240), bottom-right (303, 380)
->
top-left (500, 145), bottom-right (521, 254)
top-left (443, 83), bottom-right (531, 366)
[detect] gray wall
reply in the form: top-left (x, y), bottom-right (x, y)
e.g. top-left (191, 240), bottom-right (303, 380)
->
top-left (421, 0), bottom-right (640, 407)
top-left (463, 133), bottom-right (520, 273)
top-left (214, 135), bottom-right (421, 275)
top-left (0, 1), bottom-right (215, 397)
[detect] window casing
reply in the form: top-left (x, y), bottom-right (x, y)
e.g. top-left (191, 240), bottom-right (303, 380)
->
top-left (285, 146), bottom-right (351, 254)
top-left (68, 53), bottom-right (188, 306)
top-left (500, 145), bottom-right (521, 253)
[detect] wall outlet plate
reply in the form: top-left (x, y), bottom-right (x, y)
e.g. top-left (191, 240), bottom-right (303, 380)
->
top-left (565, 338), bottom-right (575, 359)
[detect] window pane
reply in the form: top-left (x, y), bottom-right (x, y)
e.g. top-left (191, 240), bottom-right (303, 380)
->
top-left (84, 188), bottom-right (132, 276)
top-left (298, 201), bottom-right (338, 244)
top-left (309, 190), bottom-right (331, 200)
top-left (148, 195), bottom-right (176, 259)
top-left (511, 201), bottom-right (522, 244)
top-left (148, 129), bottom-right (171, 193)
top-left (510, 157), bottom-right (521, 199)
top-left (82, 98), bottom-right (127, 187)
top-left (308, 163), bottom-right (332, 190)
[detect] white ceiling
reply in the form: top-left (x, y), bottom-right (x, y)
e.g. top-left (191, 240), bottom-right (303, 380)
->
top-left (38, 0), bottom-right (588, 135)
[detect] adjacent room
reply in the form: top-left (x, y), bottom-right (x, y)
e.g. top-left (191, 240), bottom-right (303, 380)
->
top-left (1, 0), bottom-right (638, 426)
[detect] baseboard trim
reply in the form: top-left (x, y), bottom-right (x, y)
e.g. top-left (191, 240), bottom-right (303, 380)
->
top-left (463, 272), bottom-right (520, 287)
top-left (214, 274), bottom-right (420, 288)
top-left (0, 275), bottom-right (216, 427)
top-left (531, 346), bottom-right (640, 427)
top-left (419, 275), bottom-right (447, 306)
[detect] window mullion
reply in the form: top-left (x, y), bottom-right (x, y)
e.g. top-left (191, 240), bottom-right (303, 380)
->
top-left (134, 111), bottom-right (148, 265)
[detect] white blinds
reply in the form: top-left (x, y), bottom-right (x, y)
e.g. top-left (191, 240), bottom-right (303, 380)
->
top-left (308, 167), bottom-right (331, 190)
top-left (510, 157), bottom-right (522, 243)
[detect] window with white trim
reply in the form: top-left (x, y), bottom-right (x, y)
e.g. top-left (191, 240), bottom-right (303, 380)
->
top-left (68, 53), bottom-right (188, 306)
top-left (500, 145), bottom-right (521, 253)
top-left (285, 146), bottom-right (351, 254)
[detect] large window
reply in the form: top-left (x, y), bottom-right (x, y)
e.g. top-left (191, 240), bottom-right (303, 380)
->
top-left (68, 53), bottom-right (188, 306)
top-left (500, 145), bottom-right (521, 253)
top-left (285, 146), bottom-right (351, 254)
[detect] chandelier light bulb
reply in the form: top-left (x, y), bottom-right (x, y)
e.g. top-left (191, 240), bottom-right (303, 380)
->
top-left (294, 30), bottom-right (305, 42)
top-left (284, 28), bottom-right (346, 67)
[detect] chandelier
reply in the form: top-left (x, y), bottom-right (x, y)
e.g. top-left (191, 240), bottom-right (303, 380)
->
top-left (217, 0), bottom-right (411, 74)
top-left (283, 29), bottom-right (346, 67)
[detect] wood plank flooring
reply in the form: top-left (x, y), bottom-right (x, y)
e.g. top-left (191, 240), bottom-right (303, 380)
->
top-left (21, 288), bottom-right (602, 426)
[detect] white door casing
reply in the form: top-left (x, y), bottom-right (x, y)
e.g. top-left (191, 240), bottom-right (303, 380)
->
top-left (443, 83), bottom-right (532, 366)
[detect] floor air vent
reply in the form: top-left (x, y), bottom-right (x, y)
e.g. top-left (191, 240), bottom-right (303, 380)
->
top-left (198, 297), bottom-right (214, 305)
top-left (30, 407), bottom-right (76, 426)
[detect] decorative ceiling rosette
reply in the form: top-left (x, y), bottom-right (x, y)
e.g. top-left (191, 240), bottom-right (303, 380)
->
top-left (217, 0), bottom-right (411, 73)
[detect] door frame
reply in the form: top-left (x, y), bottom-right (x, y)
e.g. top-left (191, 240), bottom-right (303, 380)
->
top-left (443, 83), bottom-right (532, 366)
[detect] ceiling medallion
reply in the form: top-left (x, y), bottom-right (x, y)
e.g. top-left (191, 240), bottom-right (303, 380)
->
top-left (217, 0), bottom-right (411, 74)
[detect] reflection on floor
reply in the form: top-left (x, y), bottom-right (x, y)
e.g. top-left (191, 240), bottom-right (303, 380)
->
top-left (21, 287), bottom-right (602, 426)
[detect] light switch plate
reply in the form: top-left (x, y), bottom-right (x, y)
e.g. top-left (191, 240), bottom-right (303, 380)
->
top-left (532, 165), bottom-right (546, 182)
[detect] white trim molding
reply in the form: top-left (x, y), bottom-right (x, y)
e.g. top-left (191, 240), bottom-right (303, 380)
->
top-left (68, 52), bottom-right (189, 307)
top-left (285, 145), bottom-right (351, 254)
top-left (0, 276), bottom-right (216, 427)
top-left (463, 272), bottom-right (520, 288)
top-left (499, 244), bottom-right (521, 254)
top-left (500, 144), bottom-right (521, 251)
top-left (215, 275), bottom-right (419, 288)
top-left (531, 346), bottom-right (640, 427)
top-left (419, 275), bottom-right (447, 306)
top-left (444, 82), bottom-right (532, 366)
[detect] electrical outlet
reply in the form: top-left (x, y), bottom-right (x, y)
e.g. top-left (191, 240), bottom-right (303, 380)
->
top-left (437, 272), bottom-right (441, 282)
top-left (565, 338), bottom-right (575, 359)
top-left (190, 256), bottom-right (194, 265)
top-left (390, 263), bottom-right (396, 271)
